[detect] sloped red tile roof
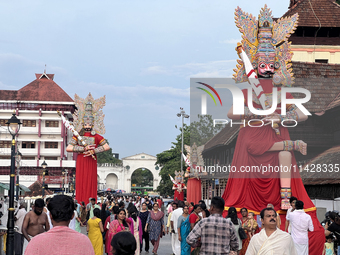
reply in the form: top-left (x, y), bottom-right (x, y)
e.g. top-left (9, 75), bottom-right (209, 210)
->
top-left (203, 125), bottom-right (239, 152)
top-left (301, 145), bottom-right (340, 185)
top-left (292, 61), bottom-right (340, 113)
top-left (282, 0), bottom-right (340, 27)
top-left (0, 73), bottom-right (73, 102)
top-left (26, 180), bottom-right (53, 196)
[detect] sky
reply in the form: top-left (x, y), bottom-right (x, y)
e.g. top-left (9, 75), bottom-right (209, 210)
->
top-left (0, 0), bottom-right (290, 158)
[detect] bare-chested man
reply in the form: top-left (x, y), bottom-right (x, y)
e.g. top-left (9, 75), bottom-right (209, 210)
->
top-left (22, 198), bottom-right (50, 253)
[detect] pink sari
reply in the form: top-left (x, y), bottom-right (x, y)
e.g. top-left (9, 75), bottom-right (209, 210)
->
top-left (108, 219), bottom-right (132, 255)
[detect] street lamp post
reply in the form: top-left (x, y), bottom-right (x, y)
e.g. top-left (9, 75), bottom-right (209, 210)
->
top-left (5, 113), bottom-right (22, 255)
top-left (177, 108), bottom-right (189, 172)
top-left (15, 151), bottom-right (22, 201)
top-left (41, 161), bottom-right (47, 197)
top-left (62, 170), bottom-right (65, 195)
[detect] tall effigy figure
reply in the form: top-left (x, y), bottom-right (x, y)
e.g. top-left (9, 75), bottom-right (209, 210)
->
top-left (66, 93), bottom-right (110, 204)
top-left (221, 5), bottom-right (324, 254)
top-left (184, 143), bottom-right (203, 205)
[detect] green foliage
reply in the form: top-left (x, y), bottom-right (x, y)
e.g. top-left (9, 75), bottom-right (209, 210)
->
top-left (190, 115), bottom-right (224, 146)
top-left (337, 0), bottom-right (340, 4)
top-left (96, 141), bottom-right (122, 164)
top-left (131, 168), bottom-right (153, 187)
top-left (156, 124), bottom-right (190, 196)
top-left (156, 115), bottom-right (223, 196)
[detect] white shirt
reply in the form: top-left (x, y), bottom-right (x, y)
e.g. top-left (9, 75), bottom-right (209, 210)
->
top-left (285, 207), bottom-right (293, 233)
top-left (68, 210), bottom-right (78, 230)
top-left (286, 209), bottom-right (313, 245)
top-left (15, 208), bottom-right (27, 234)
top-left (170, 208), bottom-right (183, 233)
top-left (246, 228), bottom-right (297, 255)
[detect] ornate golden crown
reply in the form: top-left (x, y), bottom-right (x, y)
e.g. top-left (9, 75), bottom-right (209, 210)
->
top-left (73, 93), bottom-right (106, 134)
top-left (233, 5), bottom-right (298, 86)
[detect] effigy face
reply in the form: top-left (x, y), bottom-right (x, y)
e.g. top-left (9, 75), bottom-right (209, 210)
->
top-left (256, 53), bottom-right (275, 78)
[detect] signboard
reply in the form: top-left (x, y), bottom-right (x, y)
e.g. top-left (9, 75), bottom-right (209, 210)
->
top-left (215, 179), bottom-right (219, 185)
top-left (38, 176), bottom-right (71, 184)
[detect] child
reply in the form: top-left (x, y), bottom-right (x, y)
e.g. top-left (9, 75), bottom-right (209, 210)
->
top-left (324, 235), bottom-right (335, 255)
top-left (247, 212), bottom-right (257, 239)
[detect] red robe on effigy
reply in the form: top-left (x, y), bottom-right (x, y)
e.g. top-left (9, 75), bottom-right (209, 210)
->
top-left (186, 178), bottom-right (201, 205)
top-left (73, 132), bottom-right (106, 204)
top-left (222, 81), bottom-right (324, 255)
top-left (174, 183), bottom-right (185, 201)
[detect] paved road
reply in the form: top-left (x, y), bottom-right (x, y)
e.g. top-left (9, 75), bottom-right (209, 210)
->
top-left (81, 214), bottom-right (173, 255)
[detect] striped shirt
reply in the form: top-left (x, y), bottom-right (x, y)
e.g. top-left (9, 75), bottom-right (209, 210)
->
top-left (186, 214), bottom-right (239, 254)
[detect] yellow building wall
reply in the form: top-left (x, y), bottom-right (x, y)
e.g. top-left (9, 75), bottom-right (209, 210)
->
top-left (291, 45), bottom-right (340, 64)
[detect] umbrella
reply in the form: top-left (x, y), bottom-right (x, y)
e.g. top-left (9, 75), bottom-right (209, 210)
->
top-left (115, 189), bottom-right (126, 193)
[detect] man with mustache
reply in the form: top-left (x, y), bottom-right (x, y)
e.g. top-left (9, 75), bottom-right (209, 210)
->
top-left (245, 208), bottom-right (297, 255)
top-left (22, 199), bottom-right (50, 253)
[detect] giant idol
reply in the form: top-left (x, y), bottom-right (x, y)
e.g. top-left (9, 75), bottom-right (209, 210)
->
top-left (221, 5), bottom-right (324, 254)
top-left (66, 93), bottom-right (110, 204)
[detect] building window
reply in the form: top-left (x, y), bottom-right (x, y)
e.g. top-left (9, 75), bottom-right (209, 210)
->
top-left (22, 156), bottom-right (35, 160)
top-left (315, 59), bottom-right (328, 64)
top-left (22, 142), bottom-right (35, 149)
top-left (45, 142), bottom-right (58, 149)
top-left (45, 121), bottom-right (59, 127)
top-left (44, 156), bottom-right (58, 160)
top-left (23, 120), bottom-right (36, 127)
top-left (0, 141), bottom-right (11, 148)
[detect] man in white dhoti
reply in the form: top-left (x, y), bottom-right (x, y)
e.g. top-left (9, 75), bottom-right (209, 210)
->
top-left (286, 200), bottom-right (313, 255)
top-left (246, 208), bottom-right (297, 255)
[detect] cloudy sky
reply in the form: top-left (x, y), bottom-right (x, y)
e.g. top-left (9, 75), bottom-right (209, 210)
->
top-left (0, 0), bottom-right (289, 158)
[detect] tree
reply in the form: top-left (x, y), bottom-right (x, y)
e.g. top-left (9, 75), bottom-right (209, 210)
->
top-left (190, 115), bottom-right (224, 146)
top-left (131, 168), bottom-right (153, 187)
top-left (337, 0), bottom-right (340, 5)
top-left (156, 115), bottom-right (224, 196)
top-left (96, 140), bottom-right (122, 164)
top-left (156, 124), bottom-right (190, 196)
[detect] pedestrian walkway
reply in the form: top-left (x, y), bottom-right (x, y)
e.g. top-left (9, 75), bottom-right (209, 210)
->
top-left (81, 215), bottom-right (173, 255)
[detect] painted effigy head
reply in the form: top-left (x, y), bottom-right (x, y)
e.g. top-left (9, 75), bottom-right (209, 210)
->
top-left (233, 5), bottom-right (298, 86)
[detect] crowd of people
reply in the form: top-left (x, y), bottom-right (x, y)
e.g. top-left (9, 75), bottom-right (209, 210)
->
top-left (10, 193), bottom-right (340, 255)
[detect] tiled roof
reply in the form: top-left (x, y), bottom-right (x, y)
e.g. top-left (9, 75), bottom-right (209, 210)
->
top-left (301, 145), bottom-right (340, 185)
top-left (282, 0), bottom-right (340, 27)
top-left (203, 125), bottom-right (239, 152)
top-left (292, 61), bottom-right (340, 113)
top-left (0, 73), bottom-right (73, 102)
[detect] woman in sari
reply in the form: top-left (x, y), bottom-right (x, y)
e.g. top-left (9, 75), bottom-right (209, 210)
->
top-left (239, 207), bottom-right (258, 255)
top-left (108, 208), bottom-right (132, 255)
top-left (87, 208), bottom-right (104, 255)
top-left (178, 205), bottom-right (190, 255)
top-left (128, 206), bottom-right (143, 255)
top-left (145, 203), bottom-right (164, 255)
top-left (189, 204), bottom-right (202, 255)
top-left (80, 201), bottom-right (87, 225)
top-left (104, 206), bottom-right (119, 255)
top-left (226, 207), bottom-right (242, 255)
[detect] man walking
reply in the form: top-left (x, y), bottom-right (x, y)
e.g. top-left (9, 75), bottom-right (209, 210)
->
top-left (25, 195), bottom-right (94, 254)
top-left (246, 207), bottom-right (297, 254)
top-left (22, 199), bottom-right (50, 253)
top-left (171, 201), bottom-right (183, 255)
top-left (286, 200), bottom-right (313, 255)
top-left (14, 202), bottom-right (26, 255)
top-left (186, 196), bottom-right (239, 254)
